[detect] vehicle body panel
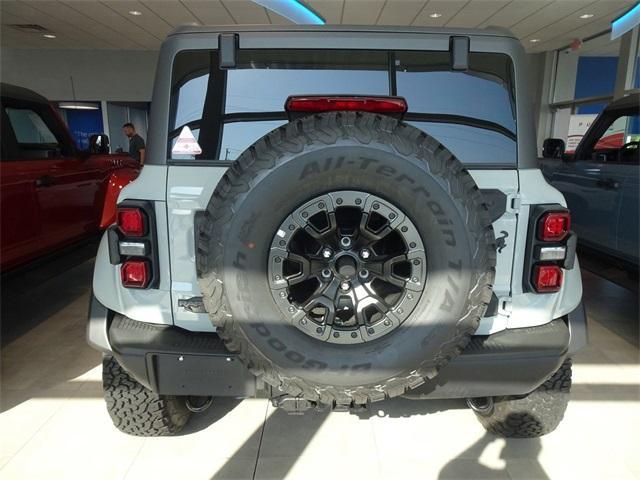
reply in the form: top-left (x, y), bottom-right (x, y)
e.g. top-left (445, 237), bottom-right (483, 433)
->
top-left (539, 94), bottom-right (639, 266)
top-left (0, 84), bottom-right (140, 271)
top-left (93, 165), bottom-right (173, 325)
top-left (88, 26), bottom-right (587, 408)
top-left (618, 171), bottom-right (639, 259)
top-left (146, 26), bottom-right (538, 170)
top-left (92, 26), bottom-right (581, 338)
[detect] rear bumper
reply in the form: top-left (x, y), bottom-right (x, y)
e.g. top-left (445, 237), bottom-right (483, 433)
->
top-left (88, 295), bottom-right (587, 400)
top-left (409, 304), bottom-right (587, 399)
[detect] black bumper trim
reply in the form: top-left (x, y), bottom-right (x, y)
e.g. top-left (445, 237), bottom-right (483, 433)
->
top-left (102, 300), bottom-right (586, 399)
top-left (567, 300), bottom-right (588, 354)
top-left (108, 315), bottom-right (256, 397)
top-left (86, 293), bottom-right (112, 353)
top-left (408, 318), bottom-right (570, 399)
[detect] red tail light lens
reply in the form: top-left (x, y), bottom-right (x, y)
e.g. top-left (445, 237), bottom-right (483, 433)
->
top-left (117, 207), bottom-right (146, 237)
top-left (533, 265), bottom-right (563, 293)
top-left (285, 96), bottom-right (408, 114)
top-left (538, 211), bottom-right (570, 241)
top-left (121, 260), bottom-right (150, 288)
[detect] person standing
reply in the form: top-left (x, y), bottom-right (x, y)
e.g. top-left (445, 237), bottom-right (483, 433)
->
top-left (122, 122), bottom-right (146, 165)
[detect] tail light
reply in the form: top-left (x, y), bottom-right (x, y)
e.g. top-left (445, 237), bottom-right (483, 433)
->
top-left (285, 95), bottom-right (408, 115)
top-left (533, 265), bottom-right (563, 293)
top-left (538, 211), bottom-right (570, 241)
top-left (121, 260), bottom-right (150, 288)
top-left (108, 201), bottom-right (159, 289)
top-left (524, 206), bottom-right (575, 294)
top-left (117, 207), bottom-right (146, 237)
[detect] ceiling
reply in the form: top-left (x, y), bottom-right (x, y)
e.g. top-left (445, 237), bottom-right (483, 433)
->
top-left (0, 0), bottom-right (634, 53)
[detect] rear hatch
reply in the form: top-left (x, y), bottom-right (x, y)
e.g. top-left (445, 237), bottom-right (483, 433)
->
top-left (164, 45), bottom-right (519, 333)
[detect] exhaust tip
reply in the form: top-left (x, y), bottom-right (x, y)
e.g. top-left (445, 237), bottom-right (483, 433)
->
top-left (185, 396), bottom-right (213, 413)
top-left (466, 396), bottom-right (494, 415)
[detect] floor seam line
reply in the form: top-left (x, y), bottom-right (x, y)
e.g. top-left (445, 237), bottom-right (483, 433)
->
top-left (122, 438), bottom-right (147, 479)
top-left (0, 392), bottom-right (71, 470)
top-left (252, 401), bottom-right (270, 480)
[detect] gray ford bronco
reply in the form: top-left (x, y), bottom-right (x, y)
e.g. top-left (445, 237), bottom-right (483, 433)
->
top-left (87, 25), bottom-right (587, 438)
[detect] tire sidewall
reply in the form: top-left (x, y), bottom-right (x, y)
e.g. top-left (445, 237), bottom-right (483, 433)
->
top-left (220, 136), bottom-right (482, 388)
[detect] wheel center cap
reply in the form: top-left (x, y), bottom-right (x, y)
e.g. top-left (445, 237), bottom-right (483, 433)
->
top-left (335, 254), bottom-right (357, 278)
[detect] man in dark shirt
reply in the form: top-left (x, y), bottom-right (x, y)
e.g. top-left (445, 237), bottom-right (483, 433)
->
top-left (123, 122), bottom-right (146, 165)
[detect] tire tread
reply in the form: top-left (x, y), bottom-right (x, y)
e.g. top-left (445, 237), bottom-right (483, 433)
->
top-left (102, 356), bottom-right (190, 436)
top-left (198, 112), bottom-right (496, 406)
top-left (475, 359), bottom-right (572, 438)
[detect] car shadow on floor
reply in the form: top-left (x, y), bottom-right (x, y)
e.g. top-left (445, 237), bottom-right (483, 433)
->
top-left (209, 398), bottom-right (462, 479)
top-left (208, 398), bottom-right (549, 480)
top-left (438, 432), bottom-right (548, 480)
top-left (179, 397), bottom-right (244, 436)
top-left (1, 238), bottom-right (99, 346)
top-left (1, 241), bottom-right (103, 412)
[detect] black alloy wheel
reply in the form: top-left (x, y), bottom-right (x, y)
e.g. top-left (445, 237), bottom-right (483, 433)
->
top-left (268, 190), bottom-right (427, 344)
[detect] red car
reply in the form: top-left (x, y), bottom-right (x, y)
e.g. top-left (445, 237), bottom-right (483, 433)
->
top-left (0, 84), bottom-right (140, 271)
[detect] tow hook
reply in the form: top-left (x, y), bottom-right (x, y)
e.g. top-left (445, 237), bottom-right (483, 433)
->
top-left (272, 395), bottom-right (369, 414)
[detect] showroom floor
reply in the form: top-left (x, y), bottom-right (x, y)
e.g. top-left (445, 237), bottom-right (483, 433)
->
top-left (1, 242), bottom-right (638, 480)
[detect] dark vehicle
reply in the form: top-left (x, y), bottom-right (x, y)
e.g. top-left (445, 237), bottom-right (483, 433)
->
top-left (87, 25), bottom-right (586, 439)
top-left (0, 84), bottom-right (140, 271)
top-left (540, 93), bottom-right (639, 268)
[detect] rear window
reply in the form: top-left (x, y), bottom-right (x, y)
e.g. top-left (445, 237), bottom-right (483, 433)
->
top-left (169, 49), bottom-right (516, 167)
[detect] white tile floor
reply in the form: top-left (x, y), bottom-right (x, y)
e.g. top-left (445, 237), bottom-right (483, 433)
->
top-left (1, 260), bottom-right (638, 480)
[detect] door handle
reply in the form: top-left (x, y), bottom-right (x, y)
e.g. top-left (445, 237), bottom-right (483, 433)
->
top-left (35, 175), bottom-right (55, 188)
top-left (596, 178), bottom-right (619, 190)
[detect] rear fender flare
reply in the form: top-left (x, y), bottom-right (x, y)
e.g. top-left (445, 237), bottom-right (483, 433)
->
top-left (99, 169), bottom-right (140, 229)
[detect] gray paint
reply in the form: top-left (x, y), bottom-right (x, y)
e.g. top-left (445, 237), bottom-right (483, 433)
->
top-left (147, 26), bottom-right (539, 169)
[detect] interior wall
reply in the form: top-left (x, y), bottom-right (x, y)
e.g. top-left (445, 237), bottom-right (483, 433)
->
top-left (2, 46), bottom-right (550, 154)
top-left (0, 48), bottom-right (158, 101)
top-left (553, 52), bottom-right (580, 103)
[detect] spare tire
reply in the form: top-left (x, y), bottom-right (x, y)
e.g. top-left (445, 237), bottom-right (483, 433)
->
top-left (197, 112), bottom-right (495, 406)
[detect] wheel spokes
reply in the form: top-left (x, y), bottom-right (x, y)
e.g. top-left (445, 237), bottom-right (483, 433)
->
top-left (285, 252), bottom-right (327, 286)
top-left (367, 254), bottom-right (408, 289)
top-left (270, 190), bottom-right (426, 344)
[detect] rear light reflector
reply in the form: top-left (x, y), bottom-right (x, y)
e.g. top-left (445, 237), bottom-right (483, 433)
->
top-left (119, 241), bottom-right (147, 257)
top-left (533, 265), bottom-right (563, 293)
top-left (285, 95), bottom-right (408, 114)
top-left (117, 207), bottom-right (146, 237)
top-left (121, 260), bottom-right (150, 288)
top-left (538, 211), bottom-right (570, 241)
top-left (538, 245), bottom-right (566, 261)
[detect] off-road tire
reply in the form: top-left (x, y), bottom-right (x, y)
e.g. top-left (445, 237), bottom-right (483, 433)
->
top-left (102, 356), bottom-right (190, 436)
top-left (197, 112), bottom-right (495, 406)
top-left (474, 359), bottom-right (572, 438)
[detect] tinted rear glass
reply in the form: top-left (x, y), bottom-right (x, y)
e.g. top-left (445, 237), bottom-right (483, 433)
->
top-left (226, 50), bottom-right (388, 114)
top-left (396, 51), bottom-right (516, 132)
top-left (169, 49), bottom-right (516, 167)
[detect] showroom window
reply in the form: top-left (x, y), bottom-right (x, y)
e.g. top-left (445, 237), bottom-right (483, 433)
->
top-left (547, 31), bottom-right (639, 153)
top-left (168, 49), bottom-right (517, 167)
top-left (55, 103), bottom-right (105, 151)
